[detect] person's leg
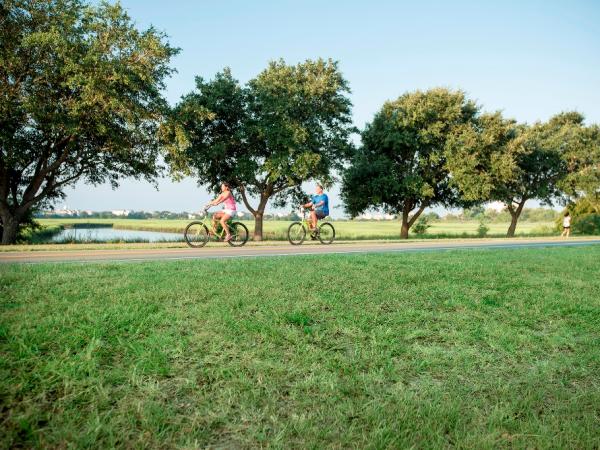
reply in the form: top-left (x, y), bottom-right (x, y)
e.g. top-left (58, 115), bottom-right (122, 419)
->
top-left (212, 212), bottom-right (223, 234)
top-left (310, 210), bottom-right (317, 230)
top-left (221, 213), bottom-right (232, 240)
top-left (566, 227), bottom-right (570, 238)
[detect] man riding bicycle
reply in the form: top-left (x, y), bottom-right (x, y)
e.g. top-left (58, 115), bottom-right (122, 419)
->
top-left (302, 183), bottom-right (329, 236)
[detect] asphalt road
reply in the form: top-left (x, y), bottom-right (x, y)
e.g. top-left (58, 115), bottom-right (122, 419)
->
top-left (1, 238), bottom-right (599, 264)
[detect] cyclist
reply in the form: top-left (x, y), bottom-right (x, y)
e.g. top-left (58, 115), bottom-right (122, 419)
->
top-left (302, 183), bottom-right (329, 236)
top-left (206, 182), bottom-right (237, 242)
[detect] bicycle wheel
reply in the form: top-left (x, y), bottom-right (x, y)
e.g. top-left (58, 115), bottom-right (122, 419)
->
top-left (228, 222), bottom-right (249, 247)
top-left (318, 223), bottom-right (335, 244)
top-left (184, 221), bottom-right (210, 248)
top-left (287, 222), bottom-right (306, 245)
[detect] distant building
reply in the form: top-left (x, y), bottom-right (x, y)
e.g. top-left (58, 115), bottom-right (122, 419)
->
top-left (357, 212), bottom-right (395, 220)
top-left (52, 205), bottom-right (78, 216)
top-left (111, 209), bottom-right (130, 217)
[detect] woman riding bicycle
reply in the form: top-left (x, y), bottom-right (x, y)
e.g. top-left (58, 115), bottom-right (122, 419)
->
top-left (206, 182), bottom-right (237, 242)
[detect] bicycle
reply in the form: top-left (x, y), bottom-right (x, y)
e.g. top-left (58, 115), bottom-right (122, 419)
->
top-left (287, 209), bottom-right (335, 245)
top-left (184, 207), bottom-right (249, 248)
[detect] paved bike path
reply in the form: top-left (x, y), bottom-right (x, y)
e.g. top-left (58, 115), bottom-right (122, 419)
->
top-left (1, 238), bottom-right (599, 264)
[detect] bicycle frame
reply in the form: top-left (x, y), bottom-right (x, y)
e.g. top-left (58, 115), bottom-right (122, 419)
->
top-left (287, 208), bottom-right (335, 245)
top-left (300, 208), bottom-right (326, 229)
top-left (199, 211), bottom-right (235, 240)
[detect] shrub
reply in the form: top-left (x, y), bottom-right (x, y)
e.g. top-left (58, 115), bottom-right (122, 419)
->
top-left (572, 214), bottom-right (600, 235)
top-left (476, 218), bottom-right (490, 237)
top-left (412, 217), bottom-right (431, 235)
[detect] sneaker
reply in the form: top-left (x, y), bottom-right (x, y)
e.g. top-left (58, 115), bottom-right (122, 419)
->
top-left (224, 234), bottom-right (233, 242)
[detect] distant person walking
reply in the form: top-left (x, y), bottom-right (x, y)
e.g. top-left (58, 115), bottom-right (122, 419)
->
top-left (561, 212), bottom-right (571, 237)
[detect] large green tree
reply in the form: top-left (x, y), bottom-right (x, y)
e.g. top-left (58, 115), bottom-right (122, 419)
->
top-left (341, 88), bottom-right (478, 238)
top-left (162, 59), bottom-right (354, 240)
top-left (445, 112), bottom-right (584, 237)
top-left (554, 112), bottom-right (600, 199)
top-left (0, 0), bottom-right (177, 243)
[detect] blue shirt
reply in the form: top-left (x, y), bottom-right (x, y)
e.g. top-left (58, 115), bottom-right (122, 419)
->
top-left (312, 194), bottom-right (329, 215)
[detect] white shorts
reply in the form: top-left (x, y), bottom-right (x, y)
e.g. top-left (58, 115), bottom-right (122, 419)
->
top-left (222, 209), bottom-right (236, 217)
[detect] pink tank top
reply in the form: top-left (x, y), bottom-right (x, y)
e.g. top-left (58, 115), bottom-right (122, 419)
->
top-left (224, 193), bottom-right (236, 211)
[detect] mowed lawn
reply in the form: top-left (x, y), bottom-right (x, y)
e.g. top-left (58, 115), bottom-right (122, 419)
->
top-left (38, 218), bottom-right (556, 239)
top-left (1, 247), bottom-right (599, 448)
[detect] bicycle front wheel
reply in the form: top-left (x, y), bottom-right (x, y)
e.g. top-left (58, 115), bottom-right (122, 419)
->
top-left (228, 222), bottom-right (249, 247)
top-left (318, 223), bottom-right (335, 244)
top-left (287, 222), bottom-right (306, 245)
top-left (184, 221), bottom-right (210, 248)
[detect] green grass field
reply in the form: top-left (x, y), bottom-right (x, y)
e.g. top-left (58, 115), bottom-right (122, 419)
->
top-left (2, 247), bottom-right (599, 448)
top-left (38, 218), bottom-right (556, 240)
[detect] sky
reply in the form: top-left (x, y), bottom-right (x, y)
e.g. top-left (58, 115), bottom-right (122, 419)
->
top-left (60, 0), bottom-right (600, 216)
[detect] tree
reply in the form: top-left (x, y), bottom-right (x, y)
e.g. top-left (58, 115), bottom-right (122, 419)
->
top-left (341, 88), bottom-right (478, 238)
top-left (162, 59), bottom-right (354, 240)
top-left (0, 0), bottom-right (177, 243)
top-left (554, 112), bottom-right (600, 200)
top-left (446, 112), bottom-right (578, 237)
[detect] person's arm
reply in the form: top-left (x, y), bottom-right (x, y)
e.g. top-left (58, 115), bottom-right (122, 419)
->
top-left (209, 192), bottom-right (228, 206)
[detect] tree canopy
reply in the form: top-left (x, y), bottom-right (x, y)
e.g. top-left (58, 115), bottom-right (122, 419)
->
top-left (553, 113), bottom-right (600, 199)
top-left (446, 112), bottom-right (588, 236)
top-left (162, 59), bottom-right (354, 240)
top-left (0, 0), bottom-right (177, 243)
top-left (341, 88), bottom-right (478, 238)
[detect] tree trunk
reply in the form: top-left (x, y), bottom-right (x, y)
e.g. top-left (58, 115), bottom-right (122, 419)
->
top-left (1, 215), bottom-right (20, 245)
top-left (400, 220), bottom-right (409, 239)
top-left (238, 185), bottom-right (272, 242)
top-left (400, 205), bottom-right (410, 239)
top-left (252, 195), bottom-right (271, 241)
top-left (253, 210), bottom-right (264, 241)
top-left (506, 200), bottom-right (526, 237)
top-left (400, 203), bottom-right (427, 239)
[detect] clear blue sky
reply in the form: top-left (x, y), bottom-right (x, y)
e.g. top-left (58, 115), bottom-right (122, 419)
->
top-left (62, 0), bottom-right (600, 215)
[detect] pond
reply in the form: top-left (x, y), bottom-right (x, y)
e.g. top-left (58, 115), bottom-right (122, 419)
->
top-left (51, 227), bottom-right (183, 243)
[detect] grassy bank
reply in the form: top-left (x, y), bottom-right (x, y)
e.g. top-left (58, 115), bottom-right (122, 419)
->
top-left (38, 218), bottom-right (557, 240)
top-left (1, 247), bottom-right (599, 448)
top-left (20, 225), bottom-right (64, 244)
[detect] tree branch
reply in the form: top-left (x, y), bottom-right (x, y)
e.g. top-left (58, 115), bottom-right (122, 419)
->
top-left (19, 166), bottom-right (84, 213)
top-left (239, 185), bottom-right (256, 215)
top-left (408, 203), bottom-right (428, 228)
top-left (21, 135), bottom-right (75, 203)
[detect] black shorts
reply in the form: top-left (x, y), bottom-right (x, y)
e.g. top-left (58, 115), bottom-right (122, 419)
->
top-left (315, 210), bottom-right (326, 219)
